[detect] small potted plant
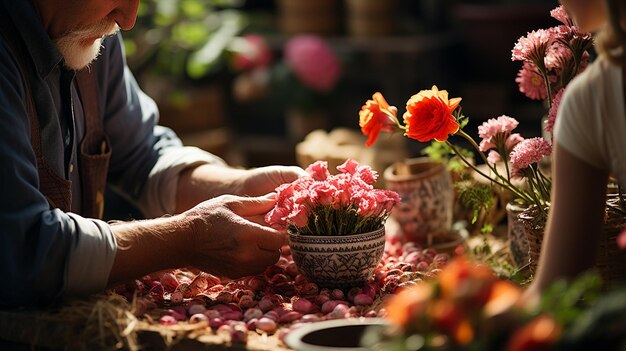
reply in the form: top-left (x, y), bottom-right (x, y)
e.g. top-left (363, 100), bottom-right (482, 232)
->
top-left (265, 159), bottom-right (400, 287)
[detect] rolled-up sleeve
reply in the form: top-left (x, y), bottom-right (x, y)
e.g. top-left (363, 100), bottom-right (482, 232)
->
top-left (64, 214), bottom-right (117, 296)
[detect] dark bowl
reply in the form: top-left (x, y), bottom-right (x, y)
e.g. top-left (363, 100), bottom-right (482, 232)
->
top-left (284, 318), bottom-right (389, 351)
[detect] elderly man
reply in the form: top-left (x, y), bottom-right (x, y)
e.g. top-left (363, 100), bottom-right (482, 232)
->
top-left (0, 0), bottom-right (304, 307)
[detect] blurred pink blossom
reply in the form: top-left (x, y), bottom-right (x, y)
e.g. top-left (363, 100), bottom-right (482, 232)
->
top-left (550, 5), bottom-right (571, 26)
top-left (618, 228), bottom-right (626, 249)
top-left (232, 34), bottom-right (272, 71)
top-left (284, 35), bottom-right (342, 93)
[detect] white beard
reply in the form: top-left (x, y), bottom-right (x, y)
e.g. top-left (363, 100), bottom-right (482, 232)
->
top-left (54, 20), bottom-right (119, 70)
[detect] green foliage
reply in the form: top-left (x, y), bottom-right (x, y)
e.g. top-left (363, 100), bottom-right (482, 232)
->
top-left (124, 0), bottom-right (246, 81)
top-left (456, 181), bottom-right (494, 224)
top-left (540, 272), bottom-right (603, 326)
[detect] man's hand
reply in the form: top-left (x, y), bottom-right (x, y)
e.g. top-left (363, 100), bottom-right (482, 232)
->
top-left (108, 193), bottom-right (285, 285)
top-left (175, 164), bottom-right (307, 213)
top-left (184, 193), bottom-right (286, 278)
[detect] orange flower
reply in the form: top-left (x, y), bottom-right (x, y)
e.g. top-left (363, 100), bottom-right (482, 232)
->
top-left (386, 283), bottom-right (433, 330)
top-left (438, 256), bottom-right (496, 305)
top-left (505, 315), bottom-right (561, 351)
top-left (483, 280), bottom-right (523, 318)
top-left (403, 85), bottom-right (462, 142)
top-left (359, 92), bottom-right (399, 147)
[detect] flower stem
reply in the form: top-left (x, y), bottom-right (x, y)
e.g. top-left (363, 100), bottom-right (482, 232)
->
top-left (446, 141), bottom-right (532, 203)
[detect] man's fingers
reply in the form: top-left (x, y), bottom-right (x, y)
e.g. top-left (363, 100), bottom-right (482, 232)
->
top-left (226, 193), bottom-right (277, 217)
top-left (255, 228), bottom-right (287, 251)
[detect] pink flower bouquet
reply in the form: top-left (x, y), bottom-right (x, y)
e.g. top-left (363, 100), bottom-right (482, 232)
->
top-left (265, 159), bottom-right (400, 236)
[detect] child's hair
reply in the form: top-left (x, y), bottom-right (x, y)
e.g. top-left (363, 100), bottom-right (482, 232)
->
top-left (597, 0), bottom-right (626, 65)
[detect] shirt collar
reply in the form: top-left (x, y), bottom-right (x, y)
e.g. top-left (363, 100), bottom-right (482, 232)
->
top-left (3, 0), bottom-right (63, 78)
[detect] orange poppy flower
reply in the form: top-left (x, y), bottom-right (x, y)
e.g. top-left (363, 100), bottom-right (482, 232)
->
top-left (359, 92), bottom-right (399, 147)
top-left (403, 86), bottom-right (462, 142)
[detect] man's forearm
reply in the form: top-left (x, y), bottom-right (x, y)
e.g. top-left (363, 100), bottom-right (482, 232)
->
top-left (107, 214), bottom-right (192, 286)
top-left (175, 164), bottom-right (246, 213)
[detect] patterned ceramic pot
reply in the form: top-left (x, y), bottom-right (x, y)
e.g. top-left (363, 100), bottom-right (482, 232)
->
top-left (383, 157), bottom-right (453, 244)
top-left (506, 202), bottom-right (531, 269)
top-left (288, 226), bottom-right (385, 287)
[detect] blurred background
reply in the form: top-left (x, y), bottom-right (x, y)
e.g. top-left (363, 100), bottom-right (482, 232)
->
top-left (122, 0), bottom-right (561, 169)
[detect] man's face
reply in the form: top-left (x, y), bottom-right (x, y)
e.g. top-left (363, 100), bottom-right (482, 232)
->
top-left (39, 0), bottom-right (140, 70)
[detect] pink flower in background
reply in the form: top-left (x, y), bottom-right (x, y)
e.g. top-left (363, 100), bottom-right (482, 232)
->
top-left (618, 228), bottom-right (626, 249)
top-left (231, 34), bottom-right (272, 71)
top-left (285, 35), bottom-right (342, 93)
top-left (511, 29), bottom-right (553, 66)
top-left (515, 62), bottom-right (548, 101)
top-left (510, 137), bottom-right (552, 171)
top-left (550, 5), bottom-right (571, 26)
top-left (545, 88), bottom-right (565, 133)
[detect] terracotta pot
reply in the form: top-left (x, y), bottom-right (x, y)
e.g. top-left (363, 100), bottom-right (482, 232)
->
top-left (288, 226), bottom-right (385, 288)
top-left (383, 157), bottom-right (454, 245)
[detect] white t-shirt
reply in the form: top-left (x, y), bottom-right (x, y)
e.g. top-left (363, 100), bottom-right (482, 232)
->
top-left (555, 55), bottom-right (626, 187)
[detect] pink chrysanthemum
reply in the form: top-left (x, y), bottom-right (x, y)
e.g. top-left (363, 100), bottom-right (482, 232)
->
top-left (545, 88), bottom-right (565, 133)
top-left (515, 62), bottom-right (548, 101)
top-left (284, 35), bottom-right (342, 93)
top-left (511, 29), bottom-right (553, 66)
top-left (550, 5), bottom-right (572, 26)
top-left (478, 115), bottom-right (519, 152)
top-left (510, 137), bottom-right (552, 171)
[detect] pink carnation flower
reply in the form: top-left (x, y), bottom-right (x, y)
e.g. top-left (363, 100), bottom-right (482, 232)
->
top-left (545, 88), bottom-right (565, 133)
top-left (478, 115), bottom-right (519, 152)
top-left (512, 29), bottom-right (553, 66)
top-left (515, 62), bottom-right (548, 101)
top-left (510, 137), bottom-right (552, 171)
top-left (306, 160), bottom-right (330, 181)
top-left (285, 35), bottom-right (342, 93)
top-left (550, 5), bottom-right (572, 26)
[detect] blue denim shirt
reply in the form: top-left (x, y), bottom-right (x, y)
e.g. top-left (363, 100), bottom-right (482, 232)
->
top-left (0, 0), bottom-right (224, 307)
